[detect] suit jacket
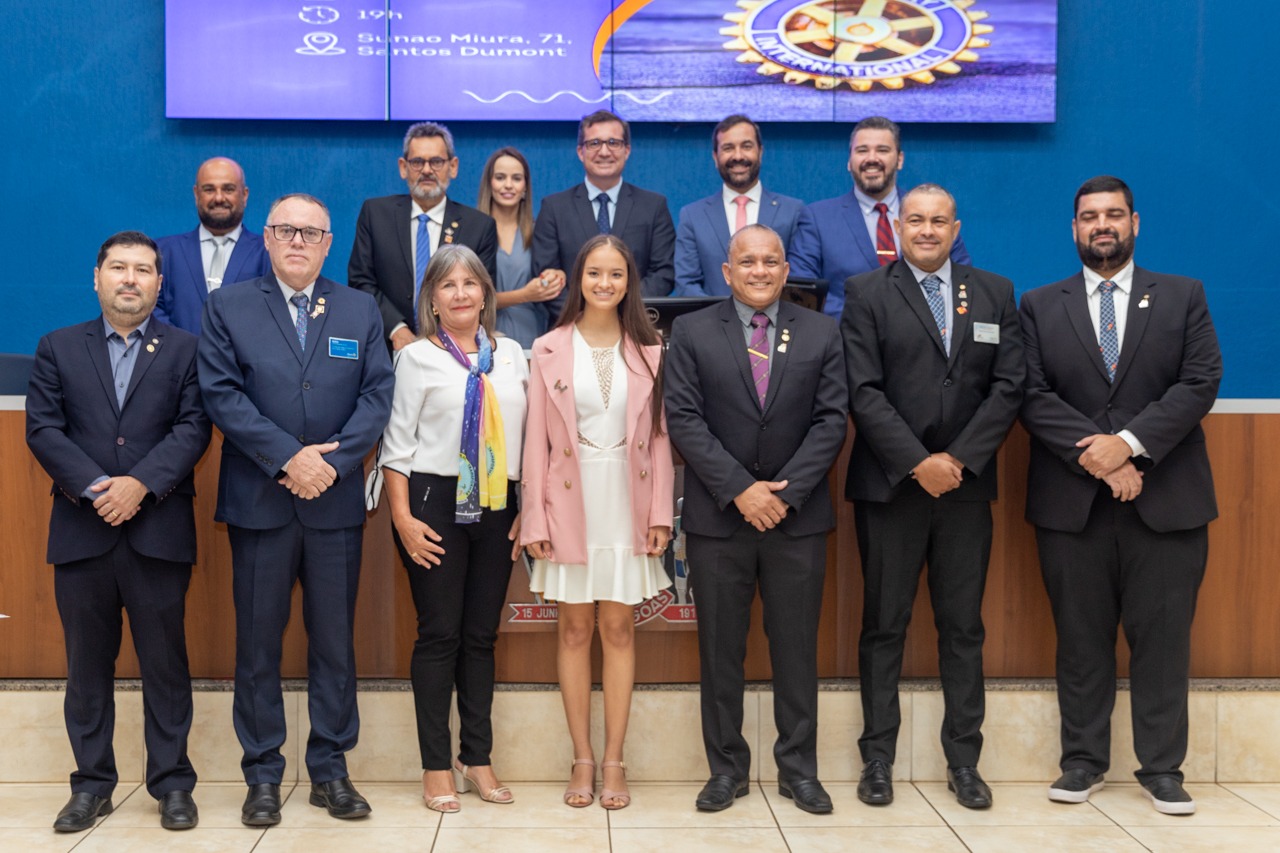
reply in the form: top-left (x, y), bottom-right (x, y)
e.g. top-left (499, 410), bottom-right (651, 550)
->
top-left (673, 188), bottom-right (805, 296)
top-left (665, 299), bottom-right (848, 538)
top-left (1019, 267), bottom-right (1221, 533)
top-left (25, 317), bottom-right (212, 565)
top-left (153, 227), bottom-right (271, 334)
top-left (348, 195), bottom-right (498, 339)
top-left (520, 325), bottom-right (674, 564)
top-left (197, 274), bottom-right (395, 530)
top-left (842, 260), bottom-right (1024, 503)
top-left (532, 181), bottom-right (676, 308)
top-left (789, 188), bottom-right (971, 319)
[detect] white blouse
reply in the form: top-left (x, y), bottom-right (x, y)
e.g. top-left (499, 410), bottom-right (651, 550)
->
top-left (380, 336), bottom-right (529, 479)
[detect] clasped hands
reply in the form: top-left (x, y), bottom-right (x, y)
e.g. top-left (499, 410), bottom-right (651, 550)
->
top-left (1076, 433), bottom-right (1143, 501)
top-left (279, 441), bottom-right (339, 499)
top-left (90, 475), bottom-right (147, 526)
top-left (912, 452), bottom-right (964, 498)
top-left (734, 479), bottom-right (790, 532)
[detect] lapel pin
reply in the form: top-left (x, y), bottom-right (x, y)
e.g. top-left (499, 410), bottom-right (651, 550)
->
top-left (554, 379), bottom-right (567, 392)
top-left (956, 307), bottom-right (967, 315)
top-left (1139, 294), bottom-right (1150, 308)
top-left (310, 305), bottom-right (325, 318)
top-left (146, 344), bottom-right (156, 353)
top-left (777, 344), bottom-right (787, 353)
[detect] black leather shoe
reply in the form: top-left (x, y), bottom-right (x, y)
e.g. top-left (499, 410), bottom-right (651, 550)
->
top-left (241, 782), bottom-right (282, 827)
top-left (1048, 769), bottom-right (1105, 804)
top-left (857, 759), bottom-right (894, 805)
top-left (310, 777), bottom-right (372, 819)
top-left (779, 777), bottom-right (833, 814)
top-left (947, 766), bottom-right (992, 809)
top-left (695, 775), bottom-right (749, 811)
top-left (1142, 776), bottom-right (1195, 815)
top-left (53, 792), bottom-right (112, 832)
top-left (158, 790), bottom-right (198, 830)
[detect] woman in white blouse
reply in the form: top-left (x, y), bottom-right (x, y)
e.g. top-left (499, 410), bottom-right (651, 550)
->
top-left (521, 235), bottom-right (674, 810)
top-left (379, 245), bottom-right (528, 814)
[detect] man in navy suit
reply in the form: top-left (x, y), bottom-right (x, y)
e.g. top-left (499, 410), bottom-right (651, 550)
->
top-left (1020, 176), bottom-right (1221, 815)
top-left (349, 121), bottom-right (498, 352)
top-left (532, 109), bottom-right (675, 308)
top-left (198, 194), bottom-right (394, 827)
top-left (789, 116), bottom-right (970, 319)
top-left (674, 114), bottom-right (804, 297)
top-left (153, 157), bottom-right (271, 333)
top-left (26, 231), bottom-right (211, 833)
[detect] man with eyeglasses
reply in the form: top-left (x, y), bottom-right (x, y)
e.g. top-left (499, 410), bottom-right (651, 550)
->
top-left (532, 109), bottom-right (675, 307)
top-left (350, 121), bottom-right (498, 351)
top-left (152, 157), bottom-right (271, 334)
top-left (198, 193), bottom-right (394, 828)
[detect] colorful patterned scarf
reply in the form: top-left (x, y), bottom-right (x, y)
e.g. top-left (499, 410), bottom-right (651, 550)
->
top-left (437, 327), bottom-right (508, 523)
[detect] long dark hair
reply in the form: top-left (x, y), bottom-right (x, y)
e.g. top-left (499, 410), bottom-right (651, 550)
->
top-left (555, 234), bottom-right (664, 435)
top-left (476, 146), bottom-right (534, 250)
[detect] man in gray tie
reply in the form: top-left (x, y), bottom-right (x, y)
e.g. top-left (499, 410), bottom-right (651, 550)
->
top-left (841, 184), bottom-right (1024, 810)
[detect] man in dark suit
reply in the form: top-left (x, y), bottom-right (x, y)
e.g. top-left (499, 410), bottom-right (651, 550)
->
top-left (789, 116), bottom-right (970, 319)
top-left (673, 114), bottom-right (804, 296)
top-left (842, 184), bottom-right (1024, 810)
top-left (1020, 176), bottom-right (1221, 815)
top-left (26, 231), bottom-right (211, 832)
top-left (349, 121), bottom-right (498, 351)
top-left (532, 109), bottom-right (675, 308)
top-left (665, 224), bottom-right (847, 814)
top-left (153, 157), bottom-right (271, 334)
top-left (198, 194), bottom-right (394, 826)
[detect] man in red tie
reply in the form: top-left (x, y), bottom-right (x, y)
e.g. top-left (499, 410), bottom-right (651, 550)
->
top-left (788, 116), bottom-right (971, 319)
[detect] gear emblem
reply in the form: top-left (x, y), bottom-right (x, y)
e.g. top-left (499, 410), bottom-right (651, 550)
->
top-left (722, 0), bottom-right (993, 92)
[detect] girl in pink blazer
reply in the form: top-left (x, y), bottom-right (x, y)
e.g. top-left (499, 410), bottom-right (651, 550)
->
top-left (521, 234), bottom-right (674, 810)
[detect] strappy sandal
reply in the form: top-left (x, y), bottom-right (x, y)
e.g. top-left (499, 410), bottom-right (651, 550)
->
top-left (600, 760), bottom-right (631, 810)
top-left (564, 758), bottom-right (596, 807)
top-left (423, 792), bottom-right (461, 813)
top-left (454, 760), bottom-right (515, 804)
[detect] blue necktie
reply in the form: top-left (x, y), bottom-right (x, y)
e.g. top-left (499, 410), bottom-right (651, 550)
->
top-left (291, 293), bottom-right (309, 351)
top-left (921, 274), bottom-right (948, 354)
top-left (414, 213), bottom-right (431, 331)
top-left (1098, 280), bottom-right (1120, 382)
top-left (596, 194), bottom-right (610, 235)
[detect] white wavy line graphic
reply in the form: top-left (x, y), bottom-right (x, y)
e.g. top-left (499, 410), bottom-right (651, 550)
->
top-left (461, 90), bottom-right (673, 105)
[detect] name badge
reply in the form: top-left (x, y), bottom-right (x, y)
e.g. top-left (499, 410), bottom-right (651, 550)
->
top-left (329, 338), bottom-right (359, 359)
top-left (973, 322), bottom-right (1000, 345)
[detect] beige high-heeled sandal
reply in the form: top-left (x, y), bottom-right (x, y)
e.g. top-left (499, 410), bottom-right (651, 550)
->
top-left (600, 760), bottom-right (630, 810)
top-left (564, 758), bottom-right (596, 807)
top-left (422, 771), bottom-right (460, 813)
top-left (454, 760), bottom-right (515, 804)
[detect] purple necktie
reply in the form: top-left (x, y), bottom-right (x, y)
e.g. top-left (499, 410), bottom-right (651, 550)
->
top-left (749, 311), bottom-right (770, 408)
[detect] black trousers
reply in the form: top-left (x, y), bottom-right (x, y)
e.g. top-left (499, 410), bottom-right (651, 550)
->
top-left (229, 521), bottom-right (363, 785)
top-left (688, 527), bottom-right (826, 782)
top-left (394, 473), bottom-right (516, 771)
top-left (855, 493), bottom-right (991, 768)
top-left (54, 536), bottom-right (195, 799)
top-left (1037, 490), bottom-right (1207, 783)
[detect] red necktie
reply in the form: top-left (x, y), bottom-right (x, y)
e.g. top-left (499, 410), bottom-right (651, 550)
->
top-left (874, 202), bottom-right (896, 266)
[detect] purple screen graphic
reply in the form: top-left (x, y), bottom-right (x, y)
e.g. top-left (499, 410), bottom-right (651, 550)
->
top-left (166, 1), bottom-right (1056, 122)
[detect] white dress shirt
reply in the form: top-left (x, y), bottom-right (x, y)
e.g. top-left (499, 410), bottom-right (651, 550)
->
top-left (199, 223), bottom-right (243, 290)
top-left (721, 182), bottom-right (763, 232)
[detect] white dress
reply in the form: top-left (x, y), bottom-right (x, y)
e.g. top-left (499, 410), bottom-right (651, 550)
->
top-left (529, 329), bottom-right (672, 605)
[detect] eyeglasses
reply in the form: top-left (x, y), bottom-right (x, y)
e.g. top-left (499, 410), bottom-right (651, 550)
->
top-left (581, 138), bottom-right (627, 152)
top-left (267, 224), bottom-right (329, 244)
top-left (404, 157), bottom-right (451, 172)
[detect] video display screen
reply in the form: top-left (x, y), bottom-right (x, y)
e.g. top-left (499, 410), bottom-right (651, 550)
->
top-left (166, 1), bottom-right (1056, 122)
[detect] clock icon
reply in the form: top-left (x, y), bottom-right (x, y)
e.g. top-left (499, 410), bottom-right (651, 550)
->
top-left (299, 6), bottom-right (340, 25)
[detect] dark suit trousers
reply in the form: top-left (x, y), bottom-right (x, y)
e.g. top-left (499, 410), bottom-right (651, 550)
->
top-left (855, 492), bottom-right (991, 768)
top-left (688, 527), bottom-right (826, 782)
top-left (229, 521), bottom-right (363, 785)
top-left (394, 473), bottom-right (516, 771)
top-left (54, 536), bottom-right (195, 799)
top-left (1036, 489), bottom-right (1207, 784)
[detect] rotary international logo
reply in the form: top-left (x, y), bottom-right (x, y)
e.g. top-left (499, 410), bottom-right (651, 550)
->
top-left (722, 0), bottom-right (992, 91)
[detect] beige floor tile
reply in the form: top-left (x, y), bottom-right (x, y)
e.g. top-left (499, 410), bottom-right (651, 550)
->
top-left (432, 826), bottom-right (606, 852)
top-left (73, 826), bottom-right (264, 851)
top-left (342, 693), bottom-right (421, 782)
top-left (1088, 782), bottom-right (1275, 826)
top-left (953, 825), bottom-right (1149, 852)
top-left (1107, 691), bottom-right (1216, 783)
top-left (973, 691), bottom-right (1063, 782)
top-left (254, 826), bottom-right (440, 852)
top-left (759, 691), bottom-right (869, 783)
top-left (423, 783), bottom-right (607, 829)
top-left (1125, 825), bottom-right (1280, 851)
top-left (1222, 783), bottom-right (1280, 819)
top-left (915, 782), bottom-right (1114, 826)
top-left (606, 781), bottom-right (777, 828)
top-left (0, 827), bottom-right (100, 852)
top-left (0, 691), bottom-right (145, 784)
top-left (608, 690), bottom-right (738, 783)
top-left (489, 690), bottom-right (575, 782)
top-left (187, 691), bottom-right (298, 783)
top-left (781, 826), bottom-right (969, 852)
top-left (762, 781), bottom-right (945, 827)
top-left (610, 826), bottom-right (789, 853)
top-left (0, 782), bottom-right (131, 828)
top-left (1219, 693), bottom-right (1280, 782)
top-left (100, 781), bottom-right (290, 829)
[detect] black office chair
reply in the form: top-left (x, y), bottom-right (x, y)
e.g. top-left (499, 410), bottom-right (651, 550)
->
top-left (0, 353), bottom-right (36, 395)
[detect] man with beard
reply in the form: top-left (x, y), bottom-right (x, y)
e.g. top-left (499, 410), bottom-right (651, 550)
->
top-left (673, 114), bottom-right (804, 296)
top-left (789, 116), bottom-right (970, 319)
top-left (349, 121), bottom-right (498, 351)
top-left (1020, 176), bottom-right (1221, 815)
top-left (153, 157), bottom-right (271, 334)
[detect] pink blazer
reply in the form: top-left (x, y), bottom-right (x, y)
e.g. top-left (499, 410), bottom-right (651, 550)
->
top-left (520, 324), bottom-right (675, 565)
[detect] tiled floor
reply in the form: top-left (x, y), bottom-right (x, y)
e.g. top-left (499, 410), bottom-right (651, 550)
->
top-left (6, 781), bottom-right (1280, 851)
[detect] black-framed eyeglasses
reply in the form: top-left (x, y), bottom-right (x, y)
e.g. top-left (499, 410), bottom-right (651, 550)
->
top-left (267, 224), bottom-right (329, 243)
top-left (404, 156), bottom-right (451, 172)
top-left (581, 138), bottom-right (627, 152)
